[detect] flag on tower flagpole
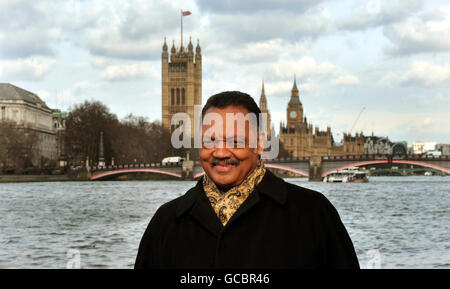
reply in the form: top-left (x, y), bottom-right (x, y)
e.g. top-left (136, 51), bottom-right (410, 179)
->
top-left (180, 10), bottom-right (191, 49)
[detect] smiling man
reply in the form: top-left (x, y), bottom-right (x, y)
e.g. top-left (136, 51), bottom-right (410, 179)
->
top-left (135, 91), bottom-right (359, 269)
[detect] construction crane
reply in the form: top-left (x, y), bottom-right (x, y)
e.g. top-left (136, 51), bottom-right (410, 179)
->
top-left (349, 107), bottom-right (365, 134)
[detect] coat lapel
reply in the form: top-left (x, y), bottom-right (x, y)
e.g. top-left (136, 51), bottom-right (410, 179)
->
top-left (188, 190), bottom-right (224, 237)
top-left (223, 189), bottom-right (261, 229)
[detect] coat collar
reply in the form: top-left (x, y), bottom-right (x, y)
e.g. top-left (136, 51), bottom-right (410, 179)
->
top-left (255, 169), bottom-right (288, 206)
top-left (175, 169), bottom-right (288, 219)
top-left (175, 180), bottom-right (203, 218)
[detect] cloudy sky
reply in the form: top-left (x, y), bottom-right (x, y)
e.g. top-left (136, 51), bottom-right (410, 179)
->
top-left (1, 0), bottom-right (449, 144)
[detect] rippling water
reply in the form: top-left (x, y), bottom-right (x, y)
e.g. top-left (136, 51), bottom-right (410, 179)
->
top-left (0, 176), bottom-right (449, 268)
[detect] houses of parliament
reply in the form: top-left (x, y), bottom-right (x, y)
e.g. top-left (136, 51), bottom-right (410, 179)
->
top-left (161, 38), bottom-right (364, 158)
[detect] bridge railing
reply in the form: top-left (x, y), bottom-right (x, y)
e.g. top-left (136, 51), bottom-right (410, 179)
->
top-left (322, 154), bottom-right (449, 162)
top-left (90, 161), bottom-right (184, 172)
top-left (321, 154), bottom-right (390, 161)
top-left (264, 157), bottom-right (310, 163)
top-left (397, 154), bottom-right (449, 160)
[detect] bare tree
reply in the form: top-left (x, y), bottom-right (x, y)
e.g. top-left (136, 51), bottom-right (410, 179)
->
top-left (112, 114), bottom-right (175, 164)
top-left (64, 100), bottom-right (197, 167)
top-left (0, 121), bottom-right (38, 170)
top-left (64, 100), bottom-right (119, 166)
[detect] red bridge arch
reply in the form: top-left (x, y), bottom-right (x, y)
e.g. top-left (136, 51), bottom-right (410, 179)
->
top-left (392, 160), bottom-right (450, 174)
top-left (193, 171), bottom-right (205, 179)
top-left (264, 163), bottom-right (309, 177)
top-left (322, 160), bottom-right (450, 177)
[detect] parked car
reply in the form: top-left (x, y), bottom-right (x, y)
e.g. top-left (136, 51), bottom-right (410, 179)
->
top-left (162, 156), bottom-right (185, 164)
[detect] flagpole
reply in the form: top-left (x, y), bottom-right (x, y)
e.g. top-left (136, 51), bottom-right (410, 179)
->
top-left (181, 9), bottom-right (183, 48)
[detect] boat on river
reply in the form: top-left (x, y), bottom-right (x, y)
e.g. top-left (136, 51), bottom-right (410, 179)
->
top-left (323, 167), bottom-right (369, 183)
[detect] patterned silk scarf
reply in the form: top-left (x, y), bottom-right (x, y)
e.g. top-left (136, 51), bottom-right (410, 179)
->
top-left (203, 160), bottom-right (266, 226)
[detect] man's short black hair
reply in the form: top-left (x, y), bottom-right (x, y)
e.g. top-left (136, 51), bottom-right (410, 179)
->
top-left (201, 91), bottom-right (261, 126)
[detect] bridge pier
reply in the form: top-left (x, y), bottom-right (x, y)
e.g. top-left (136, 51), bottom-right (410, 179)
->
top-left (309, 156), bottom-right (323, 182)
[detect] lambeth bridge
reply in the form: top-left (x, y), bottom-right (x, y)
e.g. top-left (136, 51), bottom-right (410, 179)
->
top-left (89, 154), bottom-right (450, 182)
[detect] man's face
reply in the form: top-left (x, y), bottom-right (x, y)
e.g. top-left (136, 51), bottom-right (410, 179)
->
top-left (200, 105), bottom-right (263, 191)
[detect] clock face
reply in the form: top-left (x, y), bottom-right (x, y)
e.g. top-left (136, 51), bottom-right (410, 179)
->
top-left (290, 111), bottom-right (297, 119)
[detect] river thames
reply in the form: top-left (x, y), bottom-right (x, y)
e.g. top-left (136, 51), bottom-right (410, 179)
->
top-left (0, 176), bottom-right (448, 269)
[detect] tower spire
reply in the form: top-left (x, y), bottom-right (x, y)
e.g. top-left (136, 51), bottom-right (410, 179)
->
top-left (259, 79), bottom-right (267, 110)
top-left (171, 39), bottom-right (176, 54)
top-left (259, 79), bottom-right (271, 140)
top-left (163, 36), bottom-right (167, 51)
top-left (292, 73), bottom-right (298, 92)
top-left (289, 74), bottom-right (301, 104)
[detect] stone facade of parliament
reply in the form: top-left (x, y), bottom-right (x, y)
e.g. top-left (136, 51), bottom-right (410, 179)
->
top-left (161, 37), bottom-right (202, 134)
top-left (274, 78), bottom-right (364, 158)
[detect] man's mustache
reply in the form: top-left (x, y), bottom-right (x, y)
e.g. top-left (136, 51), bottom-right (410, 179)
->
top-left (211, 158), bottom-right (240, 166)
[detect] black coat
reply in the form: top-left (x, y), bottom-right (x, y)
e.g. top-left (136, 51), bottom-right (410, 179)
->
top-left (135, 170), bottom-right (359, 269)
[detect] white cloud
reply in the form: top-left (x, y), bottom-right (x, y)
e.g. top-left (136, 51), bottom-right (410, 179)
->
top-left (100, 63), bottom-right (156, 81)
top-left (271, 57), bottom-right (338, 80)
top-left (264, 80), bottom-right (313, 97)
top-left (201, 8), bottom-right (332, 45)
top-left (384, 5), bottom-right (450, 55)
top-left (331, 74), bottom-right (360, 86)
top-left (36, 87), bottom-right (79, 111)
top-left (35, 89), bottom-right (52, 105)
top-left (85, 29), bottom-right (163, 60)
top-left (90, 57), bottom-right (113, 69)
top-left (0, 58), bottom-right (55, 81)
top-left (392, 114), bottom-right (450, 139)
top-left (0, 27), bottom-right (61, 58)
top-left (423, 116), bottom-right (432, 125)
top-left (73, 81), bottom-right (92, 90)
top-left (0, 1), bottom-right (63, 58)
top-left (337, 0), bottom-right (424, 31)
top-left (268, 57), bottom-right (359, 87)
top-left (196, 0), bottom-right (326, 14)
top-left (350, 111), bottom-right (450, 143)
top-left (72, 81), bottom-right (102, 96)
top-left (207, 39), bottom-right (309, 65)
top-left (80, 0), bottom-right (192, 60)
top-left (379, 61), bottom-right (450, 87)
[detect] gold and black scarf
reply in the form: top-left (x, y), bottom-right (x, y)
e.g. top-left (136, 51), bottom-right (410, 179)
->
top-left (203, 161), bottom-right (266, 226)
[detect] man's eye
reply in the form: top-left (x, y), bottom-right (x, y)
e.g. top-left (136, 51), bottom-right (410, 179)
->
top-left (233, 139), bottom-right (246, 147)
top-left (225, 139), bottom-right (242, 147)
top-left (203, 140), bottom-right (214, 146)
top-left (203, 139), bottom-right (222, 147)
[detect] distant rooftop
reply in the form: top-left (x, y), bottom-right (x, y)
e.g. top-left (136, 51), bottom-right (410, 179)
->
top-left (0, 83), bottom-right (49, 109)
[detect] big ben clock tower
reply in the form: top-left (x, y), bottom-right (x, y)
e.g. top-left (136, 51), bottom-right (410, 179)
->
top-left (279, 75), bottom-right (364, 159)
top-left (287, 76), bottom-right (303, 127)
